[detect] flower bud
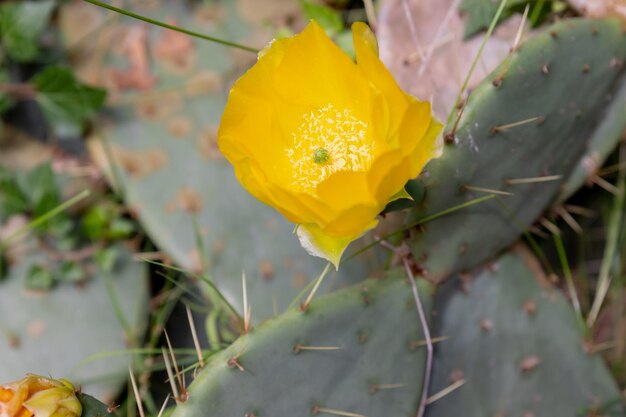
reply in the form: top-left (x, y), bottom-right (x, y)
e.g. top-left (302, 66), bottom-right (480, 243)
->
top-left (0, 375), bottom-right (82, 417)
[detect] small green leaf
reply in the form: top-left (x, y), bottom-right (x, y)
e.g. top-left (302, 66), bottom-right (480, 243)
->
top-left (334, 29), bottom-right (355, 59)
top-left (107, 218), bottom-right (135, 239)
top-left (15, 163), bottom-right (65, 232)
top-left (18, 163), bottom-right (58, 207)
top-left (301, 1), bottom-right (343, 36)
top-left (26, 264), bottom-right (54, 290)
top-left (0, 167), bottom-right (29, 221)
top-left (0, 251), bottom-right (7, 282)
top-left (57, 261), bottom-right (86, 284)
top-left (81, 204), bottom-right (110, 240)
top-left (0, 0), bottom-right (55, 62)
top-left (0, 69), bottom-right (14, 114)
top-left (33, 66), bottom-right (107, 137)
top-left (47, 217), bottom-right (76, 248)
top-left (95, 246), bottom-right (120, 274)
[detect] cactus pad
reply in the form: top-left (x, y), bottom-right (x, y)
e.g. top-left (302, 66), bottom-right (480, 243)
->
top-left (409, 18), bottom-right (626, 280)
top-left (170, 272), bottom-right (432, 417)
top-left (425, 248), bottom-right (623, 416)
top-left (0, 245), bottom-right (149, 401)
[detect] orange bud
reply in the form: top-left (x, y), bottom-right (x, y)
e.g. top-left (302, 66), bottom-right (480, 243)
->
top-left (0, 375), bottom-right (81, 417)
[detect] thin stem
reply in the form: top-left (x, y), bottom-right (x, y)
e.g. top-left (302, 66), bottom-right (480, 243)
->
top-left (552, 233), bottom-right (585, 332)
top-left (403, 258), bottom-right (432, 417)
top-left (101, 269), bottom-right (134, 344)
top-left (345, 194), bottom-right (496, 262)
top-left (529, 0), bottom-right (547, 26)
top-left (141, 258), bottom-right (242, 322)
top-left (83, 0), bottom-right (259, 53)
top-left (1, 190), bottom-right (90, 247)
top-left (445, 0), bottom-right (508, 128)
top-left (588, 145), bottom-right (626, 326)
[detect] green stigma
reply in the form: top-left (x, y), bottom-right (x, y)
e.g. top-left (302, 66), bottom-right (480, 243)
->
top-left (312, 148), bottom-right (330, 164)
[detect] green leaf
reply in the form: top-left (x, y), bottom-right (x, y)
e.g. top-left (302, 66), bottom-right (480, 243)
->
top-left (46, 216), bottom-right (74, 240)
top-left (26, 264), bottom-right (54, 290)
top-left (81, 203), bottom-right (134, 240)
top-left (334, 29), bottom-right (355, 59)
top-left (107, 218), bottom-right (135, 239)
top-left (15, 163), bottom-right (64, 231)
top-left (81, 204), bottom-right (110, 240)
top-left (0, 69), bottom-right (14, 114)
top-left (301, 0), bottom-right (343, 36)
top-left (0, 251), bottom-right (7, 282)
top-left (57, 261), bottom-right (86, 284)
top-left (0, 167), bottom-right (29, 221)
top-left (33, 67), bottom-right (107, 137)
top-left (0, 0), bottom-right (55, 62)
top-left (95, 246), bottom-right (120, 274)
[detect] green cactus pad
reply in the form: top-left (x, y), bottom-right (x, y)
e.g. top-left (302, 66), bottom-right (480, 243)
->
top-left (425, 248), bottom-right (623, 416)
top-left (81, 0), bottom-right (386, 321)
top-left (0, 245), bottom-right (149, 402)
top-left (170, 272), bottom-right (432, 417)
top-left (79, 393), bottom-right (118, 417)
top-left (409, 18), bottom-right (626, 280)
top-left (558, 67), bottom-right (626, 202)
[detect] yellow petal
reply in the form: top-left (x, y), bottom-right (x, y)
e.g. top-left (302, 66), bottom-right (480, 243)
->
top-left (316, 170), bottom-right (372, 211)
top-left (274, 21), bottom-right (371, 112)
top-left (367, 150), bottom-right (411, 202)
top-left (323, 203), bottom-right (380, 236)
top-left (397, 95), bottom-right (437, 155)
top-left (352, 22), bottom-right (408, 136)
top-left (264, 182), bottom-right (336, 225)
top-left (297, 221), bottom-right (376, 268)
top-left (408, 111), bottom-right (444, 169)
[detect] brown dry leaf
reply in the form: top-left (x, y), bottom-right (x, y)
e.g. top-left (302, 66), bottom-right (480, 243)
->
top-left (58, 2), bottom-right (120, 88)
top-left (0, 128), bottom-right (52, 170)
top-left (88, 138), bottom-right (167, 179)
top-left (236, 0), bottom-right (301, 25)
top-left (568, 0), bottom-right (626, 21)
top-left (152, 19), bottom-right (197, 75)
top-left (108, 25), bottom-right (157, 91)
top-left (378, 0), bottom-right (529, 119)
top-left (58, 0), bottom-right (104, 48)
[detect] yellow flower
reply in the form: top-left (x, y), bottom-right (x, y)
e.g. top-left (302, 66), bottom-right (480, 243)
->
top-left (0, 375), bottom-right (82, 417)
top-left (218, 20), bottom-right (442, 267)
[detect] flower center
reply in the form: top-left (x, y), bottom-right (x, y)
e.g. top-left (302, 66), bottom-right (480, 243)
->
top-left (286, 104), bottom-right (372, 194)
top-left (312, 148), bottom-right (330, 164)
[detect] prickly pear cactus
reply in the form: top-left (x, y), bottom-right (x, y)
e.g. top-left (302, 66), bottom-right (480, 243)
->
top-left (170, 272), bottom-right (432, 417)
top-left (76, 0), bottom-right (386, 321)
top-left (0, 244), bottom-right (149, 401)
top-left (408, 18), bottom-right (626, 280)
top-left (425, 248), bottom-right (624, 416)
top-left (558, 68), bottom-right (626, 202)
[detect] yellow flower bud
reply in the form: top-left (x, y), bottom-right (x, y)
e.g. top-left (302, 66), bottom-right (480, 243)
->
top-left (218, 20), bottom-right (442, 267)
top-left (0, 375), bottom-right (82, 417)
